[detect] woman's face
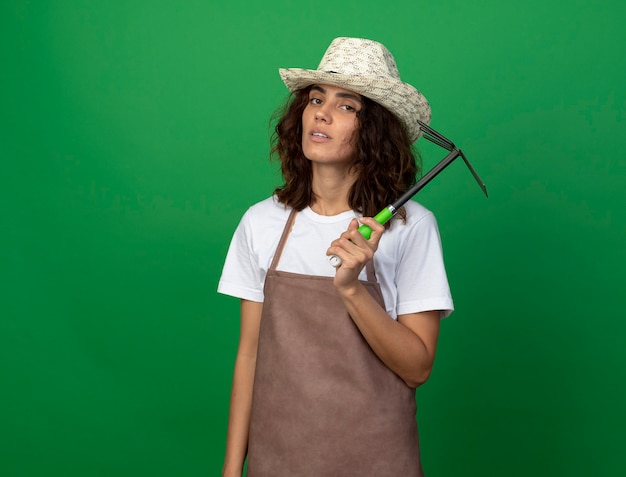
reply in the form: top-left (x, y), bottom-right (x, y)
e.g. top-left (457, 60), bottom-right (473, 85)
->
top-left (301, 84), bottom-right (362, 166)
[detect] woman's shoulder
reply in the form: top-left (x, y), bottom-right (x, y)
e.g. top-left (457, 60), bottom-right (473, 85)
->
top-left (241, 196), bottom-right (292, 229)
top-left (378, 201), bottom-right (439, 251)
top-left (399, 200), bottom-right (436, 227)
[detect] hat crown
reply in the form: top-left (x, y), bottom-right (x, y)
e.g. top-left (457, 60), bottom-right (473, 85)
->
top-left (317, 37), bottom-right (401, 80)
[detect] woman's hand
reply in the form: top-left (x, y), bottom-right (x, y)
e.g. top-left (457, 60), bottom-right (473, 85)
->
top-left (327, 217), bottom-right (385, 291)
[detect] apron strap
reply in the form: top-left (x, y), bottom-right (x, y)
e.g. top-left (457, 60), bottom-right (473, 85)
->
top-left (365, 259), bottom-right (377, 283)
top-left (269, 208), bottom-right (298, 271)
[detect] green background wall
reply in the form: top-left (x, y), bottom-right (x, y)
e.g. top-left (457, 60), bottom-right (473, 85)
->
top-left (1, 1), bottom-right (624, 475)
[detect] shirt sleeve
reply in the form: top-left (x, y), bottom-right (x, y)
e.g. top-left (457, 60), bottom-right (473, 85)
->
top-left (217, 210), bottom-right (266, 303)
top-left (395, 211), bottom-right (454, 318)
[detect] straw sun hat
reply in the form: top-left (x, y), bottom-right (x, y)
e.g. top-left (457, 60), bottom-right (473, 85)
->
top-left (279, 37), bottom-right (431, 143)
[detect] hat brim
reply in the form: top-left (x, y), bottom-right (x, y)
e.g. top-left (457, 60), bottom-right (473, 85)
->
top-left (279, 68), bottom-right (431, 143)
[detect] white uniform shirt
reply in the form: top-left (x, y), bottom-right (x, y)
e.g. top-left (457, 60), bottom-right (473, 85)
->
top-left (218, 196), bottom-right (454, 319)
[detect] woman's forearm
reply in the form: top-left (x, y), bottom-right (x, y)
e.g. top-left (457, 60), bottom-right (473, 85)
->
top-left (337, 282), bottom-right (440, 388)
top-left (223, 300), bottom-right (263, 477)
top-left (223, 353), bottom-right (256, 476)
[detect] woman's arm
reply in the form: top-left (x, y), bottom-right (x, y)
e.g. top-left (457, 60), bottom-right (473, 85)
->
top-left (327, 217), bottom-right (441, 388)
top-left (222, 300), bottom-right (263, 477)
top-left (338, 288), bottom-right (440, 388)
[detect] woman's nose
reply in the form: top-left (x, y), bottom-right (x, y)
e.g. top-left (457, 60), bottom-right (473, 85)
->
top-left (315, 107), bottom-right (331, 122)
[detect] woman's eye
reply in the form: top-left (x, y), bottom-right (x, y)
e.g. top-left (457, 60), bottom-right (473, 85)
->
top-left (341, 104), bottom-right (356, 111)
top-left (310, 98), bottom-right (322, 105)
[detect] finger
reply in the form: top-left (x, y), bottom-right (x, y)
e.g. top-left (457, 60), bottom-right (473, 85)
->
top-left (326, 245), bottom-right (356, 269)
top-left (338, 219), bottom-right (367, 249)
top-left (340, 233), bottom-right (374, 265)
top-left (327, 235), bottom-right (368, 265)
top-left (357, 217), bottom-right (385, 243)
top-left (327, 218), bottom-right (372, 266)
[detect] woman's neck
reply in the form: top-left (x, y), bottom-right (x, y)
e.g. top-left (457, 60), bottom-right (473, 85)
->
top-left (310, 163), bottom-right (357, 216)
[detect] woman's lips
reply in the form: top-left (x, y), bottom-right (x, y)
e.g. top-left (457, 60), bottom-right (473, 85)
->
top-left (310, 130), bottom-right (330, 142)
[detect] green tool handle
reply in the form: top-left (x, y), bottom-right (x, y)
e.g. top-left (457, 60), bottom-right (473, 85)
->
top-left (354, 206), bottom-right (395, 240)
top-left (327, 145), bottom-right (488, 268)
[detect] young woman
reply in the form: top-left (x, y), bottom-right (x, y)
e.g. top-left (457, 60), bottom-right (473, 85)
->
top-left (218, 37), bottom-right (453, 477)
